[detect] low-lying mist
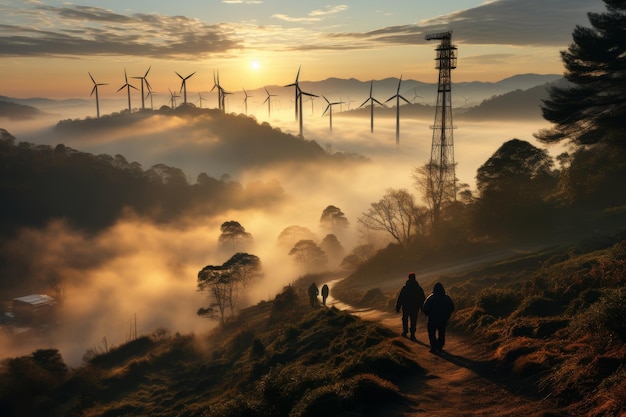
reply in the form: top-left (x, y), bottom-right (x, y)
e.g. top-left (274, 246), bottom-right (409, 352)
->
top-left (1, 105), bottom-right (567, 365)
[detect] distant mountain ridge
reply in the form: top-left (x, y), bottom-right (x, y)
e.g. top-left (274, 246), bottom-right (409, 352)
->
top-left (2, 73), bottom-right (562, 114)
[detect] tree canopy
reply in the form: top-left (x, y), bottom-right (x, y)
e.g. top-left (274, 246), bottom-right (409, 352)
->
top-left (535, 0), bottom-right (626, 146)
top-left (197, 252), bottom-right (262, 324)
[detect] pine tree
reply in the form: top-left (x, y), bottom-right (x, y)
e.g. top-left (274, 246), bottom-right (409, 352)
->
top-left (535, 0), bottom-right (626, 146)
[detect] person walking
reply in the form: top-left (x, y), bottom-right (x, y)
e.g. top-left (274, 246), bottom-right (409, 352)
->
top-left (321, 284), bottom-right (329, 306)
top-left (395, 273), bottom-right (426, 341)
top-left (308, 282), bottom-right (319, 307)
top-left (422, 282), bottom-right (454, 353)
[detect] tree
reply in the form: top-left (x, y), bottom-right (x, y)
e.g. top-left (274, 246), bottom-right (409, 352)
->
top-left (535, 0), bottom-right (626, 146)
top-left (276, 225), bottom-right (317, 250)
top-left (197, 252), bottom-right (262, 324)
top-left (412, 162), bottom-right (457, 228)
top-left (319, 234), bottom-right (346, 266)
top-left (340, 243), bottom-right (376, 272)
top-left (474, 139), bottom-right (557, 236)
top-left (357, 188), bottom-right (420, 246)
top-left (218, 220), bottom-right (253, 253)
top-left (319, 205), bottom-right (349, 232)
top-left (288, 240), bottom-right (328, 271)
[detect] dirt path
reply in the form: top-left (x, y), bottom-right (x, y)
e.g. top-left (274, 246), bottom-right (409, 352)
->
top-left (327, 297), bottom-right (562, 416)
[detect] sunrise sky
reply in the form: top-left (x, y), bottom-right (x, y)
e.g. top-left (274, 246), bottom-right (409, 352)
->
top-left (0, 0), bottom-right (604, 99)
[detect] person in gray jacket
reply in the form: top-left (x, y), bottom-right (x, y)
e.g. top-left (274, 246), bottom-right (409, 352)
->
top-left (422, 282), bottom-right (454, 353)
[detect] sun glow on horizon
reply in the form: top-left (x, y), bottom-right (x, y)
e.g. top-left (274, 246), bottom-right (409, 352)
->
top-left (251, 60), bottom-right (261, 71)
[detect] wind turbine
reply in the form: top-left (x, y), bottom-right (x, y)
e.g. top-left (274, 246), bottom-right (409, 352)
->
top-left (197, 91), bottom-right (206, 108)
top-left (385, 75), bottom-right (411, 145)
top-left (412, 88), bottom-right (424, 104)
top-left (211, 70), bottom-right (231, 112)
top-left (346, 96), bottom-right (355, 110)
top-left (145, 87), bottom-right (155, 110)
top-left (176, 71), bottom-right (195, 104)
top-left (263, 87), bottom-right (277, 118)
top-left (168, 87), bottom-right (179, 108)
top-left (307, 95), bottom-right (316, 114)
top-left (285, 65), bottom-right (301, 121)
top-left (358, 80), bottom-right (384, 133)
top-left (117, 68), bottom-right (138, 112)
top-left (88, 72), bottom-right (107, 118)
top-left (242, 88), bottom-right (251, 114)
top-left (132, 66), bottom-right (151, 110)
top-left (322, 95), bottom-right (343, 131)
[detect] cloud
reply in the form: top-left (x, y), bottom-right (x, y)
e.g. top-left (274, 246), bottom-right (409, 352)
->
top-left (0, 0), bottom-right (604, 61)
top-left (272, 4), bottom-right (348, 24)
top-left (331, 0), bottom-right (604, 47)
top-left (0, 4), bottom-right (241, 58)
top-left (223, 0), bottom-right (263, 4)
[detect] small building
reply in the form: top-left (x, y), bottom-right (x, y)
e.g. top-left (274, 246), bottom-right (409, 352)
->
top-left (12, 294), bottom-right (56, 324)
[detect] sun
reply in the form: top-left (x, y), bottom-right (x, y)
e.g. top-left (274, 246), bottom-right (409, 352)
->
top-left (251, 60), bottom-right (261, 71)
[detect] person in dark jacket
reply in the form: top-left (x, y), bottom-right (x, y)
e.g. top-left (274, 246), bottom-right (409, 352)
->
top-left (308, 282), bottom-right (319, 307)
top-left (422, 282), bottom-right (454, 353)
top-left (395, 273), bottom-right (426, 341)
top-left (321, 284), bottom-right (329, 306)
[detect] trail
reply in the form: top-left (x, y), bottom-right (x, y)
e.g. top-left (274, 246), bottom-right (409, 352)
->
top-left (326, 296), bottom-right (562, 416)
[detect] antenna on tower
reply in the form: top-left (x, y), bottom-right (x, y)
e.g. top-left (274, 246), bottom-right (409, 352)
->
top-left (426, 30), bottom-right (457, 227)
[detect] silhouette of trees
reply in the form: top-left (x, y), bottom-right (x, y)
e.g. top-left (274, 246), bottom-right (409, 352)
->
top-left (358, 188), bottom-right (422, 246)
top-left (340, 243), bottom-right (376, 272)
top-left (0, 135), bottom-right (284, 235)
top-left (288, 240), bottom-right (328, 271)
top-left (535, 0), bottom-right (626, 147)
top-left (319, 205), bottom-right (349, 232)
top-left (474, 139), bottom-right (557, 236)
top-left (320, 233), bottom-right (346, 265)
top-left (197, 252), bottom-right (262, 324)
top-left (218, 221), bottom-right (253, 253)
top-left (276, 225), bottom-right (317, 251)
top-left (412, 162), bottom-right (457, 229)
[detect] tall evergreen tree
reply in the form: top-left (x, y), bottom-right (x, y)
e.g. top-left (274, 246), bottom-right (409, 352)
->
top-left (535, 0), bottom-right (626, 146)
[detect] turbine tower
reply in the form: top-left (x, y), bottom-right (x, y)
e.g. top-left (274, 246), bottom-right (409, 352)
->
top-left (176, 71), bottom-right (195, 104)
top-left (385, 74), bottom-right (411, 146)
top-left (285, 66), bottom-right (317, 137)
top-left (263, 87), bottom-right (277, 117)
top-left (88, 72), bottom-right (107, 118)
top-left (426, 30), bottom-right (458, 225)
top-left (117, 69), bottom-right (138, 112)
top-left (322, 95), bottom-right (343, 131)
top-left (285, 65), bottom-right (301, 121)
top-left (358, 80), bottom-right (384, 133)
top-left (168, 87), bottom-right (179, 108)
top-left (242, 88), bottom-right (251, 114)
top-left (132, 66), bottom-right (152, 110)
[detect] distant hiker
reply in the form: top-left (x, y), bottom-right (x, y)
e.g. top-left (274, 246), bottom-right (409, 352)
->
top-left (308, 282), bottom-right (319, 307)
top-left (395, 273), bottom-right (426, 341)
top-left (321, 284), bottom-right (330, 306)
top-left (422, 282), bottom-right (455, 353)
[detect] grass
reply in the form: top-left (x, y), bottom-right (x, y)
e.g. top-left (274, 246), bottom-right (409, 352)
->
top-left (1, 233), bottom-right (625, 416)
top-left (0, 285), bottom-right (422, 417)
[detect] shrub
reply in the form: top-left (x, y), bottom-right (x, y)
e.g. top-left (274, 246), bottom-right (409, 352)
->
top-left (571, 288), bottom-right (626, 349)
top-left (476, 288), bottom-right (521, 318)
top-left (514, 296), bottom-right (563, 318)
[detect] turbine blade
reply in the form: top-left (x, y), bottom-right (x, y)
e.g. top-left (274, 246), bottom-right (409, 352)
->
top-left (145, 66), bottom-right (151, 77)
top-left (323, 95), bottom-right (330, 104)
top-left (176, 71), bottom-right (183, 79)
top-left (88, 72), bottom-right (96, 84)
top-left (399, 95), bottom-right (411, 104)
top-left (322, 105), bottom-right (330, 116)
top-left (90, 85), bottom-right (97, 97)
